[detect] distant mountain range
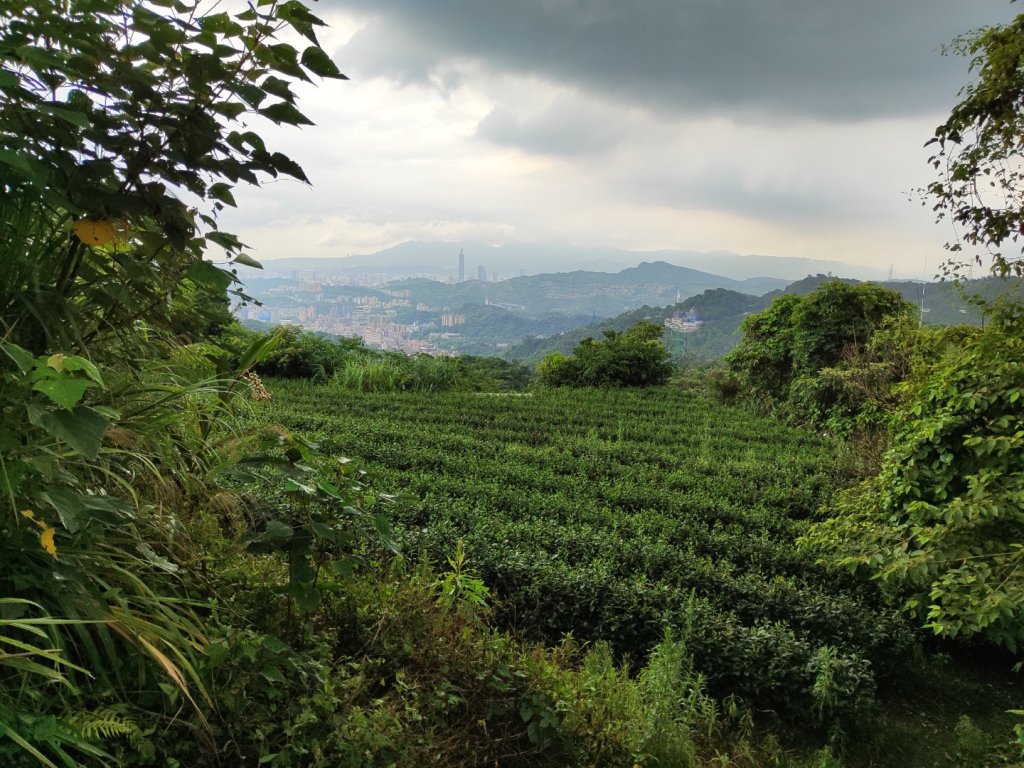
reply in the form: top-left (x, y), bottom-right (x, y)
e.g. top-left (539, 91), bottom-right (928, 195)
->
top-left (387, 261), bottom-right (788, 318)
top-left (234, 241), bottom-right (906, 282)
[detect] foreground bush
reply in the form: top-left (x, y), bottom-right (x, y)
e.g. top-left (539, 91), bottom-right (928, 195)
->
top-left (804, 299), bottom-right (1024, 652)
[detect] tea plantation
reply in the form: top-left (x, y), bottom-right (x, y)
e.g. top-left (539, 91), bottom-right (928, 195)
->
top-left (252, 382), bottom-right (911, 723)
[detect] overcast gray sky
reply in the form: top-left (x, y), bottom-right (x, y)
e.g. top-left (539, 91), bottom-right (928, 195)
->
top-left (222, 1), bottom-right (1019, 275)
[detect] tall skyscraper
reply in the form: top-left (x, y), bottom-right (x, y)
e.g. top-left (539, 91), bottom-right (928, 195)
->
top-left (458, 248), bottom-right (465, 282)
top-left (478, 265), bottom-right (487, 282)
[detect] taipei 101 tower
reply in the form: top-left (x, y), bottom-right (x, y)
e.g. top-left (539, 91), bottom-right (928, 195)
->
top-left (458, 248), bottom-right (465, 282)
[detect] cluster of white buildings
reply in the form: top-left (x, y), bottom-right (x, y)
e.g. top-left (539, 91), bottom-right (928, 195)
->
top-left (664, 309), bottom-right (704, 333)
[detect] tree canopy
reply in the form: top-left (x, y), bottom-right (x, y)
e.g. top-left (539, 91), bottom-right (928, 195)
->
top-left (927, 12), bottom-right (1024, 277)
top-left (1, 0), bottom-right (345, 354)
top-left (537, 320), bottom-right (674, 388)
top-left (726, 281), bottom-right (912, 406)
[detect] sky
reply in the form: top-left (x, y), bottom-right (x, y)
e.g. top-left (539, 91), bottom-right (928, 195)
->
top-left (221, 1), bottom-right (1020, 276)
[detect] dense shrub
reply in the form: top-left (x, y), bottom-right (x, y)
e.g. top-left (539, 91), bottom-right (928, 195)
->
top-left (726, 281), bottom-right (914, 430)
top-left (537, 320), bottom-right (674, 388)
top-left (254, 327), bottom-right (366, 379)
top-left (804, 299), bottom-right (1024, 651)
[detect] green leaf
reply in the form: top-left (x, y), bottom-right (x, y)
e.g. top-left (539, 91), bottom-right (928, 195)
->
top-left (187, 260), bottom-right (234, 292)
top-left (261, 635), bottom-right (290, 654)
top-left (33, 406), bottom-right (109, 459)
top-left (261, 75), bottom-right (295, 102)
top-left (0, 70), bottom-right (18, 88)
top-left (231, 82), bottom-right (267, 110)
top-left (269, 152), bottom-right (309, 183)
top-left (213, 101), bottom-right (246, 119)
top-left (39, 103), bottom-right (90, 128)
top-left (33, 378), bottom-right (90, 410)
top-left (237, 332), bottom-right (280, 373)
top-left (259, 665), bottom-right (286, 684)
top-left (329, 560), bottom-right (353, 578)
top-left (374, 514), bottom-right (397, 552)
top-left (36, 488), bottom-right (86, 533)
top-left (232, 252), bottom-right (262, 268)
top-left (258, 101), bottom-right (314, 126)
top-left (1, 342), bottom-right (36, 374)
top-left (0, 149), bottom-right (37, 179)
top-left (301, 46), bottom-right (345, 79)
top-left (137, 542), bottom-right (179, 573)
top-left (289, 554), bottom-right (316, 585)
top-left (15, 45), bottom-right (65, 71)
top-left (278, 1), bottom-right (326, 44)
top-left (61, 356), bottom-right (104, 386)
top-left (209, 183), bottom-right (237, 207)
top-left (264, 520), bottom-right (294, 543)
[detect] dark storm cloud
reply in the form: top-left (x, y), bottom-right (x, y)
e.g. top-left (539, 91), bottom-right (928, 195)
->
top-left (333, 0), bottom-right (1016, 121)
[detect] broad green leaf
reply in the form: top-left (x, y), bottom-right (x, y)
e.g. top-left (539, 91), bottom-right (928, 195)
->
top-left (259, 665), bottom-right (286, 684)
top-left (137, 542), bottom-right (179, 573)
top-left (301, 46), bottom-right (345, 79)
top-left (237, 332), bottom-right (280, 372)
top-left (187, 260), bottom-right (234, 292)
top-left (261, 635), bottom-right (290, 654)
top-left (289, 553), bottom-right (316, 584)
top-left (33, 378), bottom-right (90, 410)
top-left (269, 151), bottom-right (309, 183)
top-left (258, 101), bottom-right (313, 126)
top-left (329, 560), bottom-right (353, 578)
top-left (61, 356), bottom-right (104, 386)
top-left (33, 406), bottom-right (108, 459)
top-left (206, 231), bottom-right (244, 251)
top-left (213, 101), bottom-right (246, 119)
top-left (232, 252), bottom-right (262, 268)
top-left (310, 522), bottom-right (339, 544)
top-left (1, 342), bottom-right (36, 374)
top-left (264, 519), bottom-right (293, 543)
top-left (39, 103), bottom-right (90, 128)
top-left (0, 149), bottom-right (37, 179)
top-left (282, 478), bottom-right (315, 495)
top-left (15, 45), bottom-right (65, 71)
top-left (209, 183), bottom-right (237, 207)
top-left (36, 488), bottom-right (86, 533)
top-left (261, 75), bottom-right (294, 102)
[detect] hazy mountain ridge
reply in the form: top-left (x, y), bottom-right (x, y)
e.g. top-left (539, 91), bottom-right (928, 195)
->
top-left (234, 241), bottom-right (902, 282)
top-left (387, 261), bottom-right (788, 318)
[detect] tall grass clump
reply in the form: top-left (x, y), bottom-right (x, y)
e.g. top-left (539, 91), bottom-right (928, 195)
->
top-left (334, 356), bottom-right (411, 392)
top-left (333, 353), bottom-right (475, 393)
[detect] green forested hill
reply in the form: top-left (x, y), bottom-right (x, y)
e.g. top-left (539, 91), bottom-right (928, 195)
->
top-left (505, 276), bottom-right (1023, 363)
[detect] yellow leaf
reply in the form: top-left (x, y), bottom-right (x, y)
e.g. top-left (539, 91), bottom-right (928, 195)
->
top-left (39, 527), bottom-right (58, 559)
top-left (46, 353), bottom-right (66, 372)
top-left (73, 218), bottom-right (116, 246)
